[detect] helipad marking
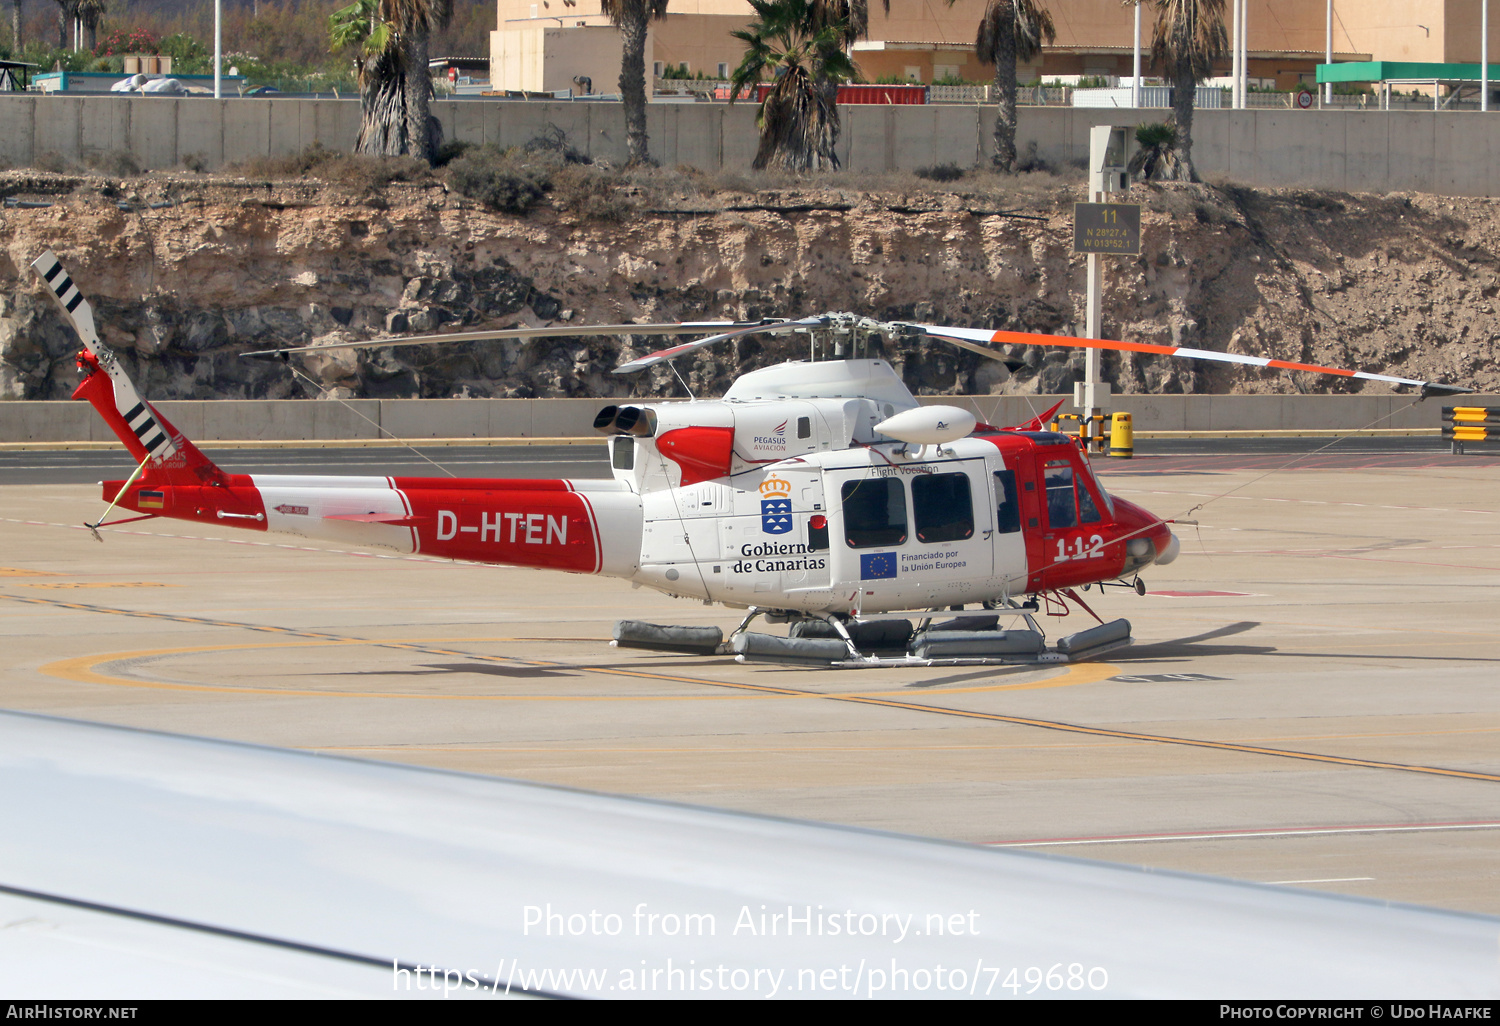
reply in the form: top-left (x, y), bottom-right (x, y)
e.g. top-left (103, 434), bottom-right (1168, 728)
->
top-left (38, 638), bottom-right (1110, 701)
top-left (17, 595), bottom-right (1500, 785)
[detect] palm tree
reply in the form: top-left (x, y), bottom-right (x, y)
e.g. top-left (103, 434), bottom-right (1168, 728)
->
top-left (949, 0), bottom-right (1054, 173)
top-left (1127, 120), bottom-right (1182, 180)
top-left (600, 0), bottom-right (669, 166)
top-left (76, 0), bottom-right (103, 51)
top-left (11, 0), bottom-right (22, 52)
top-left (397, 0), bottom-right (451, 164)
top-left (806, 0), bottom-right (885, 151)
top-left (53, 0), bottom-right (76, 49)
top-left (1149, 0), bottom-right (1227, 182)
top-left (330, 0), bottom-right (450, 162)
top-left (730, 0), bottom-right (857, 171)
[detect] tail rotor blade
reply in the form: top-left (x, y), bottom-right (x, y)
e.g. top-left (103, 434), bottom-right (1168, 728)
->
top-left (31, 250), bottom-right (181, 463)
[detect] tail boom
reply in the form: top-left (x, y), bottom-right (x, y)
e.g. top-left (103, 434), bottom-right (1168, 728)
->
top-left (101, 474), bottom-right (644, 577)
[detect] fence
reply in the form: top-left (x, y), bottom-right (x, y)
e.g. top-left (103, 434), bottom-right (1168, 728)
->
top-left (8, 95), bottom-right (1500, 195)
top-left (0, 394), bottom-right (1486, 445)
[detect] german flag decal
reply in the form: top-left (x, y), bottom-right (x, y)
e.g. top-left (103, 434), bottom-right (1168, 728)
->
top-left (137, 490), bottom-right (165, 509)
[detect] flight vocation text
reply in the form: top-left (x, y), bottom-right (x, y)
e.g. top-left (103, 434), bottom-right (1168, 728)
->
top-left (435, 510), bottom-right (568, 545)
top-left (732, 541), bottom-right (827, 574)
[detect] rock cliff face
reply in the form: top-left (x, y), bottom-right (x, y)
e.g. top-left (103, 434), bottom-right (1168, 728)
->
top-left (0, 168), bottom-right (1494, 403)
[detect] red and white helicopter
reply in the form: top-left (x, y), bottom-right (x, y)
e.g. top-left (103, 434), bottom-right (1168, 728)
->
top-left (31, 249), bottom-right (1468, 668)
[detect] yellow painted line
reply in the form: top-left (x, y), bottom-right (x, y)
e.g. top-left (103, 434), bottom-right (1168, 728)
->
top-left (1234, 725), bottom-right (1500, 744)
top-left (313, 724), bottom-right (1500, 756)
top-left (885, 661), bottom-right (1122, 695)
top-left (20, 582), bottom-right (180, 590)
top-left (828, 697), bottom-right (1500, 784)
top-left (350, 724), bottom-right (1500, 751)
top-left (312, 741), bottom-right (1150, 754)
top-left (37, 639), bottom-right (1105, 701)
top-left (40, 645), bottom-right (778, 701)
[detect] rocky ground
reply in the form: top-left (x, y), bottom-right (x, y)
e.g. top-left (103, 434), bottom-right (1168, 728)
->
top-left (1, 159), bottom-right (1495, 403)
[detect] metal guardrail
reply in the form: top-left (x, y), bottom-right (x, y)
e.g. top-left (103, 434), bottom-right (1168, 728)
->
top-left (1442, 406), bottom-right (1500, 453)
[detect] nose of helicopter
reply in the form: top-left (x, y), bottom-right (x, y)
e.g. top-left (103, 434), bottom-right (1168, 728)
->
top-left (1111, 496), bottom-right (1178, 568)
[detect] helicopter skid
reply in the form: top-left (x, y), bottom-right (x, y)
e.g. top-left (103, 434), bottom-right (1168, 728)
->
top-left (733, 637), bottom-right (1132, 669)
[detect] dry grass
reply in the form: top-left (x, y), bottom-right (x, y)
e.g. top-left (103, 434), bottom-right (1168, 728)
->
top-left (84, 149), bottom-right (143, 178)
top-left (444, 145), bottom-right (550, 213)
top-left (229, 143), bottom-right (434, 191)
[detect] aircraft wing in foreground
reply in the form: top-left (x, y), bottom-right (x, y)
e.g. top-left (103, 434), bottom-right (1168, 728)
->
top-left (0, 710), bottom-right (1495, 999)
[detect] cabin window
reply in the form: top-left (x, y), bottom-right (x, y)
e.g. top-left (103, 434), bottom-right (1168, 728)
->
top-left (1044, 461), bottom-right (1076, 529)
top-left (993, 469), bottom-right (1020, 534)
top-left (841, 478), bottom-right (907, 548)
top-left (1079, 461), bottom-right (1113, 518)
top-left (611, 435), bottom-right (635, 471)
top-left (1078, 480), bottom-right (1102, 524)
top-left (912, 472), bottom-right (974, 543)
top-left (797, 416), bottom-right (811, 439)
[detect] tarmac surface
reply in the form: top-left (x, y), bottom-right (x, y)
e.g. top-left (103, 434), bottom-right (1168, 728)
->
top-left (3, 437), bottom-right (1499, 917)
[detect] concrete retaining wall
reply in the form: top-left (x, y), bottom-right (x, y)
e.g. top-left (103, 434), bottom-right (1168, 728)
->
top-left (930, 393), bottom-right (1477, 433)
top-left (0, 394), bottom-right (1487, 444)
top-left (6, 95), bottom-right (1500, 195)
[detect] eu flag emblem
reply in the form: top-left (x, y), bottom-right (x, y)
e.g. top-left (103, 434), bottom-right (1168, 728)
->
top-left (860, 552), bottom-right (897, 580)
top-left (761, 498), bottom-right (792, 534)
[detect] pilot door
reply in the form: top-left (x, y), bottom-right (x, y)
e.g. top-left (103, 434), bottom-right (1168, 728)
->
top-left (983, 452), bottom-right (1029, 596)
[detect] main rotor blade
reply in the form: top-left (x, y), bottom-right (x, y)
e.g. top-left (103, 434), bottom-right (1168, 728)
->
top-left (917, 325), bottom-right (1471, 397)
top-left (612, 316), bottom-right (825, 374)
top-left (240, 322), bottom-right (771, 359)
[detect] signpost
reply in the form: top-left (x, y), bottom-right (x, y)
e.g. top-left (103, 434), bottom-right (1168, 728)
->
top-left (1073, 203), bottom-right (1142, 256)
top-left (1074, 126), bottom-right (1136, 454)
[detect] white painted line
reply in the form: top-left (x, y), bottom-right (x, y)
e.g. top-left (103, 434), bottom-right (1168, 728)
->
top-left (1266, 877), bottom-right (1375, 885)
top-left (990, 821), bottom-right (1500, 847)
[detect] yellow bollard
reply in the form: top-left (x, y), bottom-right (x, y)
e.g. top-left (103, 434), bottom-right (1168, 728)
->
top-left (1109, 411), bottom-right (1134, 458)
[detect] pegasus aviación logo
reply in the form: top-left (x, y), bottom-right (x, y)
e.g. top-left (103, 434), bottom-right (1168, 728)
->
top-left (752, 420), bottom-right (789, 452)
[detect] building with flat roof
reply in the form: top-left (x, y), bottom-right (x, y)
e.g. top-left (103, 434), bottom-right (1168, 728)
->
top-left (489, 0), bottom-right (1500, 97)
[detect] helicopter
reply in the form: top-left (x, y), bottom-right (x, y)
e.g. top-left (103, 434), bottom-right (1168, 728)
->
top-left (29, 249), bottom-right (1470, 670)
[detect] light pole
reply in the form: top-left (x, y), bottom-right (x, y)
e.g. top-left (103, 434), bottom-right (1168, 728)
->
top-left (1132, 1), bottom-right (1141, 109)
top-left (1325, 0), bottom-right (1333, 105)
top-left (1240, 0), bottom-right (1248, 107)
top-left (214, 0), bottom-right (222, 99)
top-left (1484, 0), bottom-right (1490, 112)
top-left (1231, 0), bottom-right (1241, 108)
